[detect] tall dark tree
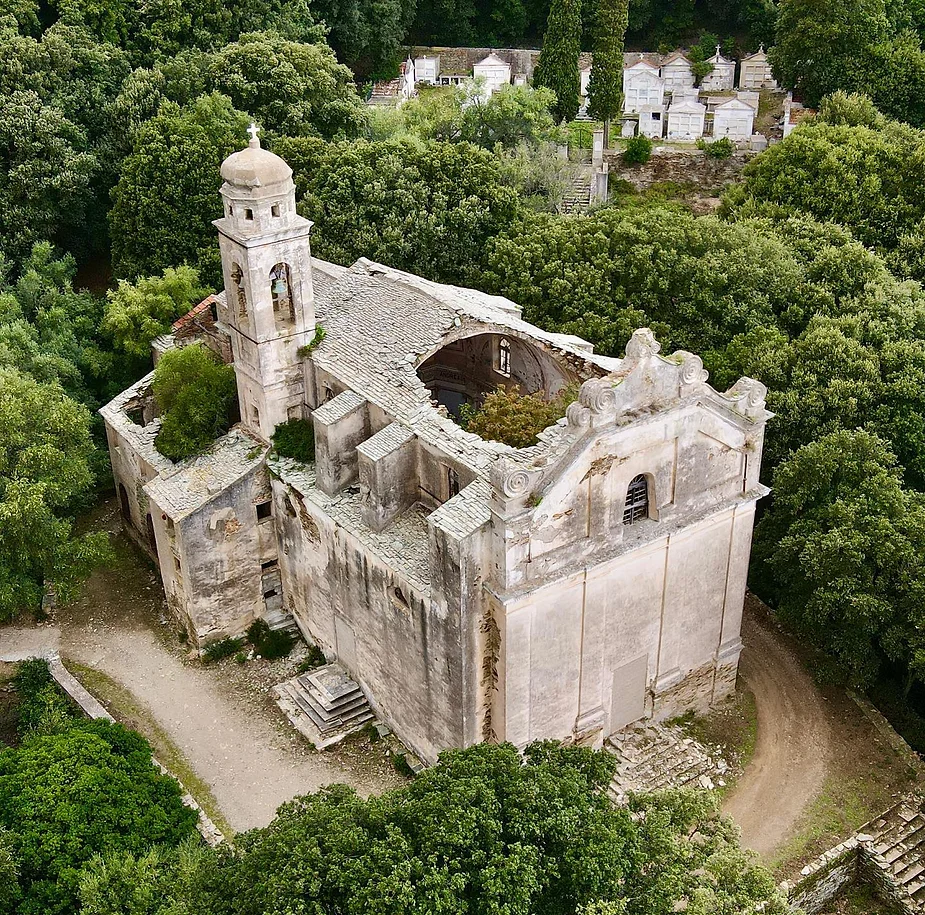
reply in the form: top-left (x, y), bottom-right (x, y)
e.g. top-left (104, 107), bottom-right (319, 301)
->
top-left (586, 0), bottom-right (628, 145)
top-left (533, 0), bottom-right (582, 123)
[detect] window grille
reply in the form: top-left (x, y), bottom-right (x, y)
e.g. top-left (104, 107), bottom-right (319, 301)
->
top-left (623, 475), bottom-right (649, 525)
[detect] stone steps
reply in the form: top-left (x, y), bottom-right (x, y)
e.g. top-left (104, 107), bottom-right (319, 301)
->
top-left (274, 663), bottom-right (374, 749)
top-left (605, 722), bottom-right (729, 804)
top-left (863, 796), bottom-right (925, 907)
top-left (561, 171), bottom-right (593, 214)
top-left (262, 608), bottom-right (300, 638)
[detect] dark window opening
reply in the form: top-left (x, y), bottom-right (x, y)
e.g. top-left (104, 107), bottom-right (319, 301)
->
top-left (263, 588), bottom-right (278, 599)
top-left (498, 337), bottom-right (511, 376)
top-left (271, 204), bottom-right (280, 217)
top-left (261, 559), bottom-right (279, 570)
top-left (228, 204), bottom-right (234, 216)
top-left (245, 208), bottom-right (254, 220)
top-left (231, 263), bottom-right (247, 319)
top-left (256, 501), bottom-right (273, 521)
top-left (270, 262), bottom-right (295, 325)
top-left (447, 466), bottom-right (460, 498)
top-left (391, 586), bottom-right (410, 611)
top-left (623, 475), bottom-right (649, 525)
top-left (174, 556), bottom-right (182, 573)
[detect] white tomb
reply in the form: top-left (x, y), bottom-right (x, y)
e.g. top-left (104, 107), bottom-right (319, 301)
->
top-left (713, 97), bottom-right (756, 139)
top-left (700, 47), bottom-right (736, 91)
top-left (667, 98), bottom-right (706, 140)
top-left (661, 53), bottom-right (695, 92)
top-left (623, 61), bottom-right (665, 113)
top-left (738, 46), bottom-right (776, 90)
top-left (473, 52), bottom-right (512, 98)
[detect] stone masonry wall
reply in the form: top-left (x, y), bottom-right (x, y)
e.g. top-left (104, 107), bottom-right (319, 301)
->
top-left (781, 839), bottom-right (861, 914)
top-left (604, 148), bottom-right (753, 193)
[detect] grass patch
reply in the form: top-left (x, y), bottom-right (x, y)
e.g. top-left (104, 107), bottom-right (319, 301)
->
top-left (670, 687), bottom-right (758, 794)
top-left (202, 637), bottom-right (245, 664)
top-left (64, 660), bottom-right (232, 838)
top-left (770, 777), bottom-right (872, 875)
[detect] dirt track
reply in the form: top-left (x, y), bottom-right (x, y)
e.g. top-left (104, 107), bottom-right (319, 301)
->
top-left (0, 501), bottom-right (403, 834)
top-left (723, 605), bottom-right (835, 856)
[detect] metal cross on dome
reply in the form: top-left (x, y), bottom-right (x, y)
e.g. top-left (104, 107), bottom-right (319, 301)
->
top-left (247, 122), bottom-right (261, 145)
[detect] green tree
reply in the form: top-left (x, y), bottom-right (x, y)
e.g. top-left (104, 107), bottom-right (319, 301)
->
top-left (461, 84), bottom-right (560, 149)
top-left (109, 93), bottom-right (251, 285)
top-left (533, 0), bottom-right (582, 123)
top-left (284, 136), bottom-right (521, 285)
top-left (753, 430), bottom-right (925, 689)
top-left (586, 0), bottom-right (629, 145)
top-left (152, 343), bottom-right (237, 461)
top-left (0, 827), bottom-right (20, 913)
top-left (175, 742), bottom-right (785, 915)
top-left (0, 367), bottom-right (109, 620)
top-left (102, 266), bottom-right (206, 360)
top-left (204, 32), bottom-right (368, 138)
top-left (0, 718), bottom-right (197, 915)
top-left (461, 385), bottom-right (577, 447)
top-left (771, 0), bottom-right (890, 106)
top-left (0, 91), bottom-right (98, 268)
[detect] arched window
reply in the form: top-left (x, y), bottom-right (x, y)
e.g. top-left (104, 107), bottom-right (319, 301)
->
top-left (498, 337), bottom-right (511, 376)
top-left (270, 263), bottom-right (295, 325)
top-left (231, 263), bottom-right (247, 319)
top-left (623, 475), bottom-right (649, 525)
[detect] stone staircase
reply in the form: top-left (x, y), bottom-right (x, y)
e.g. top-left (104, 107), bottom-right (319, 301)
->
top-left (273, 663), bottom-right (374, 749)
top-left (865, 797), bottom-right (925, 910)
top-left (605, 722), bottom-right (729, 804)
top-left (262, 607), bottom-right (300, 638)
top-left (561, 168), bottom-right (593, 214)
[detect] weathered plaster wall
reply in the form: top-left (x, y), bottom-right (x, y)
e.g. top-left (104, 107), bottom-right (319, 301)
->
top-left (272, 477), bottom-right (470, 764)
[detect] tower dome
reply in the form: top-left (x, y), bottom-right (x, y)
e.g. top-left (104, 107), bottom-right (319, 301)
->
top-left (220, 124), bottom-right (292, 192)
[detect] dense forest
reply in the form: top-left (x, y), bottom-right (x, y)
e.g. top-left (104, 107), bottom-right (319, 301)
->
top-left (7, 0), bottom-right (925, 908)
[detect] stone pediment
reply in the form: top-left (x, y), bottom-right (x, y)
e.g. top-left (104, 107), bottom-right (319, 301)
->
top-left (488, 329), bottom-right (770, 514)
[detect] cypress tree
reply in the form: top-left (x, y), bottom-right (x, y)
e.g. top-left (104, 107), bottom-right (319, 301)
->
top-left (587, 0), bottom-right (629, 146)
top-left (533, 0), bottom-right (582, 124)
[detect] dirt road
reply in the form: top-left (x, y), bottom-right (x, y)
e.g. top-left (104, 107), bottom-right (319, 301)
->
top-left (723, 605), bottom-right (835, 856)
top-left (0, 502), bottom-right (402, 834)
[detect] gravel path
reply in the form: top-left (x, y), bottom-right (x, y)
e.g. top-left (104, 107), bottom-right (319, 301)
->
top-left (722, 605), bottom-right (835, 856)
top-left (0, 502), bottom-right (402, 834)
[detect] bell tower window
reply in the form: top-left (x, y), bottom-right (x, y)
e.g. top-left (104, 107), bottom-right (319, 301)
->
top-left (245, 208), bottom-right (254, 220)
top-left (271, 204), bottom-right (280, 217)
top-left (623, 475), bottom-right (650, 525)
top-left (270, 263), bottom-right (295, 326)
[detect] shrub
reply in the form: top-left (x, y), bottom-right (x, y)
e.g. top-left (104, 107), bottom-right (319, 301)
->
top-left (246, 619), bottom-right (295, 660)
top-left (622, 134), bottom-right (652, 164)
top-left (698, 137), bottom-right (735, 158)
top-left (272, 418), bottom-right (315, 463)
top-left (260, 629), bottom-right (295, 661)
top-left (12, 660), bottom-right (75, 737)
top-left (152, 343), bottom-right (238, 461)
top-left (297, 644), bottom-right (327, 672)
top-left (460, 385), bottom-right (578, 448)
top-left (201, 637), bottom-right (244, 664)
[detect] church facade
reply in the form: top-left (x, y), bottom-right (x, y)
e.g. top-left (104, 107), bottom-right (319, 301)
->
top-left (101, 131), bottom-right (771, 765)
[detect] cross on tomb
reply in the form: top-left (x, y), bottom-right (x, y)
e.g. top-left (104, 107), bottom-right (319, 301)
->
top-left (247, 122), bottom-right (261, 145)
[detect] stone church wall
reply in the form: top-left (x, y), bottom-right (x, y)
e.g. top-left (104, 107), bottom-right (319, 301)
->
top-left (272, 476), bottom-right (471, 764)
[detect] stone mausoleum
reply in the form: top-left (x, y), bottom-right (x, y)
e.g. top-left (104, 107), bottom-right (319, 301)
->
top-left (102, 129), bottom-right (771, 765)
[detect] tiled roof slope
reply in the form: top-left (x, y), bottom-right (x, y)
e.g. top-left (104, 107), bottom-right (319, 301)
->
top-left (310, 258), bottom-right (620, 476)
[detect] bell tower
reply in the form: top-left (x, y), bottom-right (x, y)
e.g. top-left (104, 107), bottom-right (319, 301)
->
top-left (214, 124), bottom-right (315, 441)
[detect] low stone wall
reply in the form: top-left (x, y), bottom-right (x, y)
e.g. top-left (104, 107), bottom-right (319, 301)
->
top-left (47, 656), bottom-right (225, 847)
top-left (859, 846), bottom-right (915, 913)
top-left (604, 147), bottom-right (752, 193)
top-left (849, 690), bottom-right (924, 777)
top-left (780, 838), bottom-right (861, 914)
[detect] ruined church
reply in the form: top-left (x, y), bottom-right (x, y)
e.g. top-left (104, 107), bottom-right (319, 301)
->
top-left (102, 130), bottom-right (771, 765)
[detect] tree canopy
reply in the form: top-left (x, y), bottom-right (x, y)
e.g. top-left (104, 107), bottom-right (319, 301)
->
top-left (533, 0), bottom-right (582, 123)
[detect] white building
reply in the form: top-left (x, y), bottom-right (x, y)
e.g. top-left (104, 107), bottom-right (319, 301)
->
top-left (102, 130), bottom-right (770, 767)
top-left (580, 65), bottom-right (592, 99)
top-left (739, 46), bottom-right (777, 90)
top-left (413, 55), bottom-right (440, 85)
top-left (661, 52), bottom-right (695, 92)
top-left (473, 52), bottom-right (512, 97)
top-left (667, 98), bottom-right (706, 140)
top-left (713, 97), bottom-right (756, 140)
top-left (638, 106), bottom-right (665, 138)
top-left (700, 46), bottom-right (736, 91)
top-left (623, 60), bottom-right (665, 113)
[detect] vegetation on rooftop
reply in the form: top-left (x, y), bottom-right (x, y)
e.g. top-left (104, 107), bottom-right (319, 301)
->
top-left (271, 417), bottom-right (316, 463)
top-left (460, 384), bottom-right (578, 448)
top-left (152, 343), bottom-right (238, 461)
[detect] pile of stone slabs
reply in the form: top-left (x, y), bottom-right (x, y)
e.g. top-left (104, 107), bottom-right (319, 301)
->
top-left (273, 662), bottom-right (374, 749)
